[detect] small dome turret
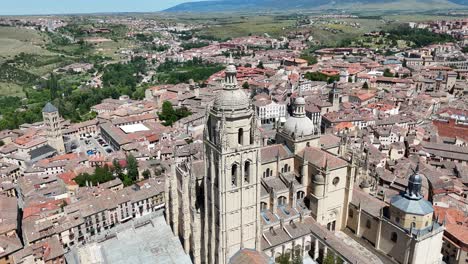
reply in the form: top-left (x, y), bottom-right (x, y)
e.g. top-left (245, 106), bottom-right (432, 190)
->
top-left (406, 163), bottom-right (423, 200)
top-left (282, 93), bottom-right (316, 137)
top-left (213, 55), bottom-right (249, 111)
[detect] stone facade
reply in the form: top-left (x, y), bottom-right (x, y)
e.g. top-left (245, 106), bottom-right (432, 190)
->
top-left (167, 61), bottom-right (370, 264)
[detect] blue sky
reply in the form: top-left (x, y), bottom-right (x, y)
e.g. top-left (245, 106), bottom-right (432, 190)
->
top-left (1, 0), bottom-right (204, 15)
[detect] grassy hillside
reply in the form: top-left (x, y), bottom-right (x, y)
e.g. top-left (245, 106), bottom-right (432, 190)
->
top-left (0, 27), bottom-right (53, 60)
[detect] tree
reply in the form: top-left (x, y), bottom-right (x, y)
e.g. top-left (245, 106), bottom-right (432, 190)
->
top-left (300, 53), bottom-right (318, 65)
top-left (142, 169), bottom-right (151, 179)
top-left (74, 165), bottom-right (115, 187)
top-left (0, 140), bottom-right (4, 147)
top-left (122, 175), bottom-right (133, 187)
top-left (328, 75), bottom-right (340, 84)
top-left (257, 61), bottom-right (264, 69)
top-left (323, 251), bottom-right (336, 264)
top-left (126, 154), bottom-right (139, 182)
top-left (383, 68), bottom-right (394, 78)
top-left (113, 159), bottom-right (123, 177)
top-left (291, 252), bottom-right (302, 264)
top-left (158, 101), bottom-right (178, 126)
top-left (362, 82), bottom-right (369, 89)
top-left (276, 253), bottom-right (290, 264)
top-left (158, 101), bottom-right (192, 127)
top-left (242, 82), bottom-right (250, 89)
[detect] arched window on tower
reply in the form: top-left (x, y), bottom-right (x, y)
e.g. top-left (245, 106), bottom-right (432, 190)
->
top-left (265, 168), bottom-right (271, 178)
top-left (231, 164), bottom-right (238, 187)
top-left (278, 196), bottom-right (287, 206)
top-left (238, 128), bottom-right (244, 145)
top-left (244, 161), bottom-right (251, 183)
top-left (296, 191), bottom-right (305, 200)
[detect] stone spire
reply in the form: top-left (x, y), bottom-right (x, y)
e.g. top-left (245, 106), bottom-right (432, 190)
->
top-left (224, 53), bottom-right (238, 89)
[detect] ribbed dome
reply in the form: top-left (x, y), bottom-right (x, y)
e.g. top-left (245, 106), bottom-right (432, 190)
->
top-left (295, 97), bottom-right (305, 105)
top-left (283, 116), bottom-right (315, 137)
top-left (213, 89), bottom-right (249, 111)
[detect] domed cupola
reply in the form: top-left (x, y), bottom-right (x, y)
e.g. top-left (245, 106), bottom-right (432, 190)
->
top-left (390, 161), bottom-right (434, 229)
top-left (282, 89), bottom-right (316, 138)
top-left (213, 55), bottom-right (250, 111)
top-left (406, 163), bottom-right (423, 200)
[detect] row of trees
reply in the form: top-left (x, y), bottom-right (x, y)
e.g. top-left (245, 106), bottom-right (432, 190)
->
top-left (387, 26), bottom-right (455, 48)
top-left (156, 57), bottom-right (224, 84)
top-left (276, 250), bottom-right (343, 264)
top-left (180, 41), bottom-right (210, 50)
top-left (304, 72), bottom-right (340, 84)
top-left (102, 56), bottom-right (147, 88)
top-left (74, 154), bottom-right (140, 187)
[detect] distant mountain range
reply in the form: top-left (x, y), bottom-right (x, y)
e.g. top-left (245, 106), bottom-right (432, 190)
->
top-left (165, 0), bottom-right (467, 12)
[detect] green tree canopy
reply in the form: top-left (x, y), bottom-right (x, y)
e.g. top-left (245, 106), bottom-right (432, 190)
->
top-left (383, 69), bottom-right (394, 78)
top-left (126, 154), bottom-right (139, 182)
top-left (158, 101), bottom-right (192, 127)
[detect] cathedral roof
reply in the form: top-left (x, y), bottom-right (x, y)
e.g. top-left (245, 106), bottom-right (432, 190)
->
top-left (390, 162), bottom-right (434, 215)
top-left (390, 195), bottom-right (434, 215)
top-left (299, 147), bottom-right (348, 170)
top-left (260, 144), bottom-right (292, 164)
top-left (351, 189), bottom-right (387, 217)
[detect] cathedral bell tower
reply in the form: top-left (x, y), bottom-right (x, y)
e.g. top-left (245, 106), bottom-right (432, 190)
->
top-left (203, 56), bottom-right (262, 264)
top-left (42, 102), bottom-right (65, 154)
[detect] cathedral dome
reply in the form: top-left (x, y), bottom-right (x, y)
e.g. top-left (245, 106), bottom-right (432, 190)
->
top-left (283, 116), bottom-right (315, 137)
top-left (282, 93), bottom-right (316, 137)
top-left (213, 89), bottom-right (250, 111)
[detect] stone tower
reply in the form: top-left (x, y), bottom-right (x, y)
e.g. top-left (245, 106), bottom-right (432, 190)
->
top-left (42, 102), bottom-right (65, 154)
top-left (435, 71), bottom-right (443, 92)
top-left (329, 81), bottom-right (340, 111)
top-left (203, 57), bottom-right (262, 264)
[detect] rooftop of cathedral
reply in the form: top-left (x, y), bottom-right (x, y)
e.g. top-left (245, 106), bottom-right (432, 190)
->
top-left (65, 212), bottom-right (191, 264)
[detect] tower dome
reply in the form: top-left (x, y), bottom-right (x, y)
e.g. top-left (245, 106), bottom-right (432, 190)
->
top-left (213, 55), bottom-right (249, 111)
top-left (282, 92), bottom-right (316, 137)
top-left (406, 163), bottom-right (423, 199)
